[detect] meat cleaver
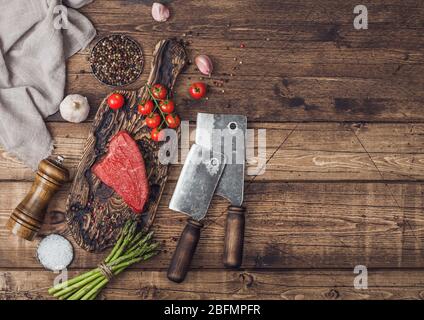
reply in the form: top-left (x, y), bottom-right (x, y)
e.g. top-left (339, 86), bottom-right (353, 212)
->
top-left (167, 143), bottom-right (226, 283)
top-left (196, 113), bottom-right (247, 268)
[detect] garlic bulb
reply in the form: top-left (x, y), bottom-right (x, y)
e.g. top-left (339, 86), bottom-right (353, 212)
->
top-left (60, 94), bottom-right (90, 123)
top-left (195, 55), bottom-right (213, 76)
top-left (152, 3), bottom-right (170, 22)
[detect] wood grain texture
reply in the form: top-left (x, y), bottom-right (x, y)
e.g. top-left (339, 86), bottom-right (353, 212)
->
top-left (61, 74), bottom-right (424, 123)
top-left (49, 0), bottom-right (424, 123)
top-left (2, 269), bottom-right (424, 300)
top-left (1, 181), bottom-right (424, 269)
top-left (1, 123), bottom-right (424, 182)
top-left (1, 0), bottom-right (424, 299)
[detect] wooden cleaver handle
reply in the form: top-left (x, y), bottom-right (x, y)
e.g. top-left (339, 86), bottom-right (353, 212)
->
top-left (223, 205), bottom-right (246, 268)
top-left (167, 218), bottom-right (204, 283)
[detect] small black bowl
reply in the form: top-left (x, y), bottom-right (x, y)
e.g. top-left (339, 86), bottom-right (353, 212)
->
top-left (90, 34), bottom-right (144, 87)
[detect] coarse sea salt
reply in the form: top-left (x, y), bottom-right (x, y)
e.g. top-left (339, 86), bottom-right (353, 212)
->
top-left (37, 234), bottom-right (74, 271)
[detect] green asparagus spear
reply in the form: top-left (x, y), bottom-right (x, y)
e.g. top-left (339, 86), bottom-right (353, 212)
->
top-left (104, 221), bottom-right (131, 263)
top-left (53, 273), bottom-right (102, 298)
top-left (49, 268), bottom-right (102, 294)
top-left (68, 276), bottom-right (105, 300)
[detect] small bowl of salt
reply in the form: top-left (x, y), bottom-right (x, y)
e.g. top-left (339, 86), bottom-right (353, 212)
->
top-left (36, 234), bottom-right (74, 271)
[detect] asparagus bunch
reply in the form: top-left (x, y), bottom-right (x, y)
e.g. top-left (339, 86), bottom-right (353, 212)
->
top-left (48, 221), bottom-right (158, 300)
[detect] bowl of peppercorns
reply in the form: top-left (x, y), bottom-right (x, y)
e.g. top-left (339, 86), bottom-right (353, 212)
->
top-left (90, 34), bottom-right (144, 87)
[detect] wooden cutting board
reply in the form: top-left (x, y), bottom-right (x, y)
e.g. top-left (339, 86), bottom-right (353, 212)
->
top-left (65, 39), bottom-right (187, 252)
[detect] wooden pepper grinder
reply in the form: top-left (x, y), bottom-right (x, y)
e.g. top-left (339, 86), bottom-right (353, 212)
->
top-left (6, 156), bottom-right (69, 241)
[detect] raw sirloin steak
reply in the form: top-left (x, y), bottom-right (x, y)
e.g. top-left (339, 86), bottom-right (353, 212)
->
top-left (92, 131), bottom-right (149, 213)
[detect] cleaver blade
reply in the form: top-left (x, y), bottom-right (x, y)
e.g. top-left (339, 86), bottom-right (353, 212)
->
top-left (196, 112), bottom-right (247, 269)
top-left (196, 113), bottom-right (247, 206)
top-left (167, 143), bottom-right (226, 283)
top-left (169, 143), bottom-right (226, 221)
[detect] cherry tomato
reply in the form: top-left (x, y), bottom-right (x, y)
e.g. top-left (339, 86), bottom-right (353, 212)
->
top-left (146, 112), bottom-right (161, 128)
top-left (189, 82), bottom-right (207, 100)
top-left (151, 127), bottom-right (164, 142)
top-left (138, 100), bottom-right (154, 115)
top-left (108, 93), bottom-right (125, 110)
top-left (159, 100), bottom-right (175, 114)
top-left (151, 84), bottom-right (167, 100)
top-left (165, 114), bottom-right (181, 129)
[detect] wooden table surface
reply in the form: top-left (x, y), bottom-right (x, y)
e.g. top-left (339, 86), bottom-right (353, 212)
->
top-left (2, 0), bottom-right (424, 300)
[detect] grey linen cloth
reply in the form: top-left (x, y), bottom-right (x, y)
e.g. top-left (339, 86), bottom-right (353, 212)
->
top-left (0, 0), bottom-right (96, 170)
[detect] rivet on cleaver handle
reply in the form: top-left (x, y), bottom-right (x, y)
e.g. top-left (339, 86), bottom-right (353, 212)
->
top-left (168, 144), bottom-right (226, 283)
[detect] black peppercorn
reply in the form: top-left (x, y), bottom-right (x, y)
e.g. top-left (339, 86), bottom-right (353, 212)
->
top-left (90, 35), bottom-right (144, 87)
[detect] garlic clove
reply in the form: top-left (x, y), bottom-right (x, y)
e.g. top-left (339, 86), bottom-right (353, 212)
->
top-left (195, 54), bottom-right (213, 76)
top-left (152, 3), bottom-right (170, 22)
top-left (60, 94), bottom-right (90, 123)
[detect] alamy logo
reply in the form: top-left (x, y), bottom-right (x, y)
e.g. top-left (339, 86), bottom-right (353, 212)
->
top-left (353, 265), bottom-right (368, 289)
top-left (53, 268), bottom-right (68, 287)
top-left (53, 5), bottom-right (69, 30)
top-left (156, 121), bottom-right (267, 176)
top-left (353, 5), bottom-right (368, 30)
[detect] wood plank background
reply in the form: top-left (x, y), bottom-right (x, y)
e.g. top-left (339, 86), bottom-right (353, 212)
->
top-left (1, 0), bottom-right (424, 300)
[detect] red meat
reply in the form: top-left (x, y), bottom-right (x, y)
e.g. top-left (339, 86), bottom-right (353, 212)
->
top-left (92, 131), bottom-right (149, 213)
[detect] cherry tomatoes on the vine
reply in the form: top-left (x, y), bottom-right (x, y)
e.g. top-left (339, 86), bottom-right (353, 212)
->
top-left (159, 100), bottom-right (175, 114)
top-left (151, 127), bottom-right (164, 142)
top-left (165, 114), bottom-right (181, 129)
top-left (151, 84), bottom-right (167, 100)
top-left (138, 100), bottom-right (154, 115)
top-left (146, 112), bottom-right (161, 128)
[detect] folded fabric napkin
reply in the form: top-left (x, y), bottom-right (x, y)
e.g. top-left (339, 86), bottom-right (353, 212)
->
top-left (0, 0), bottom-right (96, 170)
